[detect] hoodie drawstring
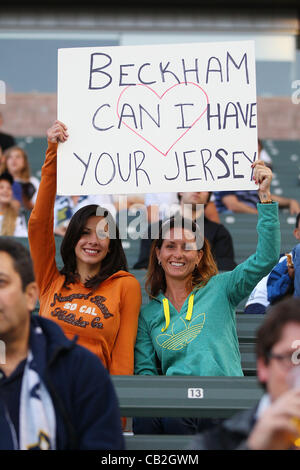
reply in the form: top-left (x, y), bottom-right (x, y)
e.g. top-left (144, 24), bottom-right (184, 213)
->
top-left (161, 294), bottom-right (194, 332)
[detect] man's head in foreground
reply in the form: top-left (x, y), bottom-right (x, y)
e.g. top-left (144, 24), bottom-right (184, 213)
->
top-left (0, 238), bottom-right (38, 342)
top-left (256, 297), bottom-right (300, 400)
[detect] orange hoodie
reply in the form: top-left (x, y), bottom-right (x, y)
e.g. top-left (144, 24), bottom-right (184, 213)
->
top-left (28, 142), bottom-right (142, 375)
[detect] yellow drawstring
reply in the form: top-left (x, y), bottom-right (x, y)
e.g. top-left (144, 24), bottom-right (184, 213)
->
top-left (161, 298), bottom-right (170, 332)
top-left (186, 294), bottom-right (194, 321)
top-left (161, 294), bottom-right (194, 332)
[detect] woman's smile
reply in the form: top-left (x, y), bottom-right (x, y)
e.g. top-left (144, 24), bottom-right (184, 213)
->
top-left (156, 227), bottom-right (203, 281)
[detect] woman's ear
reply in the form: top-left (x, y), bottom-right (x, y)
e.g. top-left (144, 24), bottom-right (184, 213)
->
top-left (155, 246), bottom-right (161, 265)
top-left (196, 250), bottom-right (204, 266)
top-left (293, 227), bottom-right (300, 241)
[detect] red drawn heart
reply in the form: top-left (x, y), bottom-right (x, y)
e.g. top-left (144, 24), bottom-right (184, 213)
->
top-left (116, 82), bottom-right (209, 156)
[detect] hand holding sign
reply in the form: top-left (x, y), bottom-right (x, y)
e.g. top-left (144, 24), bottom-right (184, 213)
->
top-left (251, 160), bottom-right (273, 202)
top-left (47, 120), bottom-right (69, 144)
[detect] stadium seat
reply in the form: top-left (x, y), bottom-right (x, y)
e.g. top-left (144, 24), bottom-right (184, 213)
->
top-left (112, 375), bottom-right (262, 419)
top-left (112, 375), bottom-right (262, 449)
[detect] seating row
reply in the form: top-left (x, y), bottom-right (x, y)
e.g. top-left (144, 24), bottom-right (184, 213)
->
top-left (111, 375), bottom-right (262, 450)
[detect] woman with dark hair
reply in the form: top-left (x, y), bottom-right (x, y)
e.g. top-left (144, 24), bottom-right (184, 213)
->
top-left (134, 160), bottom-right (281, 434)
top-left (28, 120), bottom-right (142, 376)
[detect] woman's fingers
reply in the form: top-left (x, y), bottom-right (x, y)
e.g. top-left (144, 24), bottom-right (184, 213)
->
top-left (252, 160), bottom-right (272, 190)
top-left (47, 120), bottom-right (69, 143)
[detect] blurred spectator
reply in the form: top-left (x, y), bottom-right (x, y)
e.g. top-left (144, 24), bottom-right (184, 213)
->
top-left (258, 139), bottom-right (273, 169)
top-left (0, 112), bottom-right (15, 153)
top-left (188, 297), bottom-right (300, 450)
top-left (54, 194), bottom-right (116, 236)
top-left (244, 212), bottom-right (300, 314)
top-left (214, 154), bottom-right (300, 215)
top-left (3, 146), bottom-right (40, 211)
top-left (144, 192), bottom-right (179, 223)
top-left (0, 171), bottom-right (27, 237)
top-left (214, 190), bottom-right (300, 215)
top-left (0, 147), bottom-right (5, 173)
top-left (144, 191), bottom-right (220, 224)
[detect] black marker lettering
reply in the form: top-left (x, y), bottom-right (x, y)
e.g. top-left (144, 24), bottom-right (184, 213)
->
top-left (116, 152), bottom-right (132, 182)
top-left (182, 58), bottom-right (199, 84)
top-left (159, 61), bottom-right (180, 84)
top-left (134, 151), bottom-right (151, 187)
top-left (73, 152), bottom-right (92, 186)
top-left (92, 104), bottom-right (114, 131)
top-left (118, 103), bottom-right (138, 129)
top-left (89, 53), bottom-right (112, 90)
top-left (223, 102), bottom-right (239, 129)
top-left (95, 153), bottom-right (116, 186)
top-left (139, 104), bottom-right (160, 130)
top-left (138, 63), bottom-right (156, 85)
top-left (215, 148), bottom-right (230, 179)
top-left (174, 103), bottom-right (194, 129)
top-left (232, 151), bottom-right (244, 179)
top-left (164, 151), bottom-right (180, 180)
top-left (200, 149), bottom-right (214, 181)
top-left (206, 57), bottom-right (223, 84)
top-left (249, 103), bottom-right (257, 128)
top-left (206, 103), bottom-right (221, 130)
top-left (236, 102), bottom-right (249, 126)
top-left (226, 52), bottom-right (249, 84)
top-left (183, 150), bottom-right (202, 181)
top-left (119, 64), bottom-right (136, 87)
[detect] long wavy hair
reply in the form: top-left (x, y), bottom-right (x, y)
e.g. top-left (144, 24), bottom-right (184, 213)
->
top-left (145, 216), bottom-right (218, 298)
top-left (60, 204), bottom-right (128, 289)
top-left (4, 146), bottom-right (31, 180)
top-left (0, 172), bottom-right (18, 236)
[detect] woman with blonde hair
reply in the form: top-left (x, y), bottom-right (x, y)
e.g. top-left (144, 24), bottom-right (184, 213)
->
top-left (4, 146), bottom-right (39, 210)
top-left (0, 172), bottom-right (28, 236)
top-left (134, 160), bottom-right (281, 434)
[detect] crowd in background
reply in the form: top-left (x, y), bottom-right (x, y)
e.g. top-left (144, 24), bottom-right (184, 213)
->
top-left (1, 114), bottom-right (300, 450)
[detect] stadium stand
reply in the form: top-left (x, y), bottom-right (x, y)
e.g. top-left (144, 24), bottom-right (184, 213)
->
top-left (6, 138), bottom-right (299, 449)
top-left (15, 137), bottom-right (47, 180)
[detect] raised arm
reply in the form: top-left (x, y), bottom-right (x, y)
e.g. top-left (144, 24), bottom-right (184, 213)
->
top-left (270, 194), bottom-right (300, 215)
top-left (221, 194), bottom-right (258, 214)
top-left (28, 121), bottom-right (68, 295)
top-left (225, 160), bottom-right (281, 306)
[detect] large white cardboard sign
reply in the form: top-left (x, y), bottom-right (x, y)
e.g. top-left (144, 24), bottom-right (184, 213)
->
top-left (57, 40), bottom-right (258, 195)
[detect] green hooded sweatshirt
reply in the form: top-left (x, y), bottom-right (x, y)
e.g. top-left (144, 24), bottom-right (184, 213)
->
top-left (134, 203), bottom-right (280, 377)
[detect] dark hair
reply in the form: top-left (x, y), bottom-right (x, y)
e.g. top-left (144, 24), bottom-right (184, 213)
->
top-left (177, 192), bottom-right (212, 204)
top-left (0, 237), bottom-right (35, 290)
top-left (60, 204), bottom-right (128, 289)
top-left (256, 297), bottom-right (300, 364)
top-left (0, 171), bottom-right (14, 186)
top-left (296, 212), bottom-right (300, 229)
top-left (145, 215), bottom-right (218, 298)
